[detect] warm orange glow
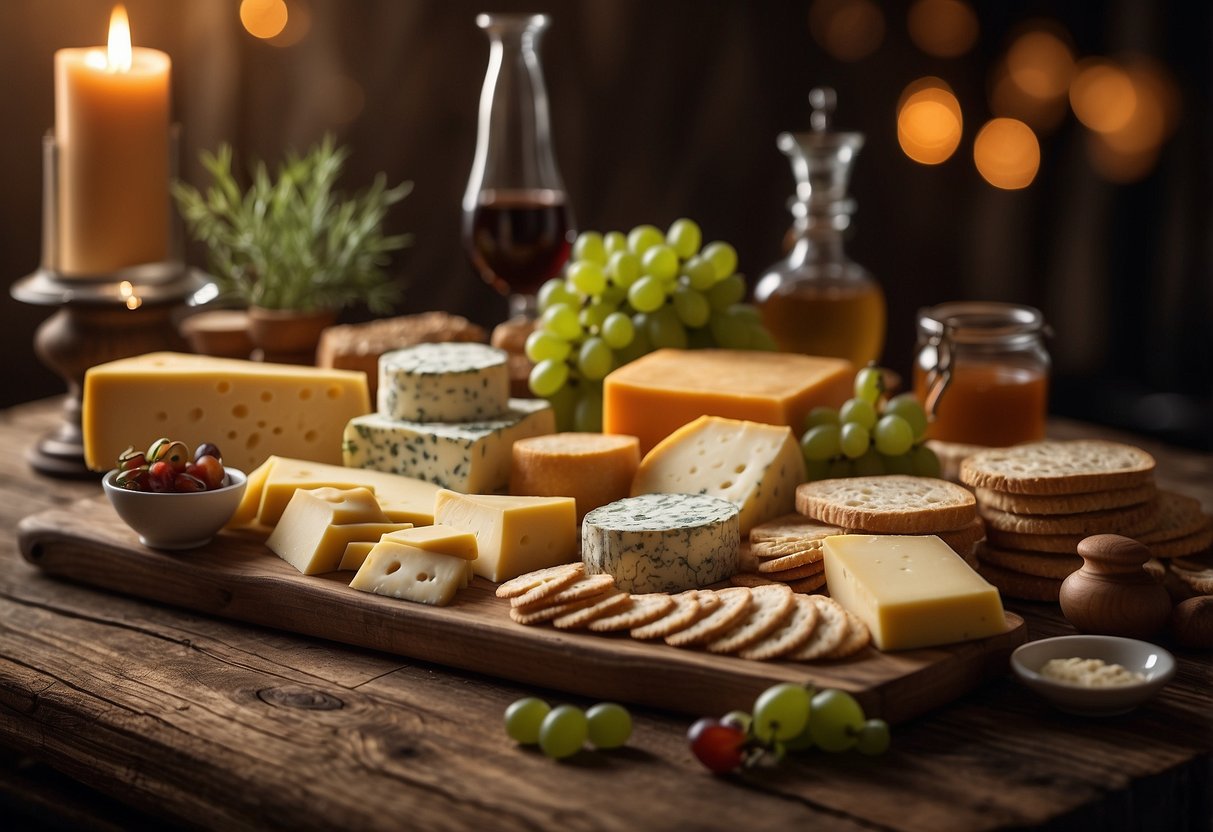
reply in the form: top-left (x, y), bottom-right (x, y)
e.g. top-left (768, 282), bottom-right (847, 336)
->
top-left (907, 0), bottom-right (979, 58)
top-left (1070, 59), bottom-right (1137, 134)
top-left (809, 0), bottom-right (886, 62)
top-left (107, 5), bottom-right (133, 72)
top-left (240, 0), bottom-right (289, 40)
top-left (973, 118), bottom-right (1040, 189)
top-left (989, 62), bottom-right (1069, 133)
top-left (1082, 56), bottom-right (1180, 183)
top-left (1006, 28), bottom-right (1074, 100)
top-left (897, 79), bottom-right (963, 165)
top-left (267, 0), bottom-right (311, 47)
top-left (1086, 133), bottom-right (1159, 183)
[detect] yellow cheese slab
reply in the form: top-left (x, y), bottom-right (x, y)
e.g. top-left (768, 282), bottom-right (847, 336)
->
top-left (433, 490), bottom-right (577, 583)
top-left (82, 352), bottom-right (371, 473)
top-left (602, 348), bottom-right (852, 453)
top-left (252, 456), bottom-right (440, 527)
top-left (231, 456), bottom-right (277, 527)
top-left (266, 485), bottom-right (406, 575)
top-left (340, 524), bottom-right (477, 571)
top-left (349, 542), bottom-right (471, 606)
top-left (823, 534), bottom-right (1006, 651)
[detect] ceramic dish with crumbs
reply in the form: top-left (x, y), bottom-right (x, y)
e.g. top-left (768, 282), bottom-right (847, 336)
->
top-left (1010, 635), bottom-right (1175, 717)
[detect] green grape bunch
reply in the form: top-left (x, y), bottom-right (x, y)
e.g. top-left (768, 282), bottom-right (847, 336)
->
top-left (799, 366), bottom-right (942, 481)
top-left (528, 219), bottom-right (777, 431)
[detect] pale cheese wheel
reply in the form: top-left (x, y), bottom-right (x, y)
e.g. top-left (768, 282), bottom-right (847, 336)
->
top-left (510, 432), bottom-right (641, 521)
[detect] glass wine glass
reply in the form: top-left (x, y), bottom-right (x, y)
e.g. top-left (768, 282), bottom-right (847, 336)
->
top-left (462, 13), bottom-right (574, 321)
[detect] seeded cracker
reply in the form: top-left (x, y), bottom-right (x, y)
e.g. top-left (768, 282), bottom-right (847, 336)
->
top-left (552, 591), bottom-right (633, 629)
top-left (978, 499), bottom-right (1158, 536)
top-left (512, 573), bottom-right (616, 611)
top-left (749, 514), bottom-right (844, 545)
top-left (759, 561), bottom-right (825, 581)
top-left (788, 596), bottom-right (849, 661)
top-left (496, 562), bottom-right (583, 599)
top-left (757, 548), bottom-right (825, 573)
top-left (705, 585), bottom-right (796, 654)
top-left (509, 593), bottom-right (603, 625)
top-left (588, 594), bottom-right (675, 632)
top-left (738, 594), bottom-right (821, 661)
top-left (665, 587), bottom-right (752, 648)
top-left (631, 592), bottom-right (702, 640)
top-left (822, 612), bottom-right (872, 660)
top-left (977, 542), bottom-right (1082, 580)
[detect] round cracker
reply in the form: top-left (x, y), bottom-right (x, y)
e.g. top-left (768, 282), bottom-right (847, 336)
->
top-left (976, 483), bottom-right (1157, 516)
top-left (986, 527), bottom-right (1085, 554)
top-left (757, 547), bottom-right (825, 573)
top-left (512, 573), bottom-right (617, 610)
top-left (496, 562), bottom-right (583, 599)
top-left (552, 590), bottom-right (633, 630)
top-left (751, 538), bottom-right (826, 559)
top-left (934, 517), bottom-right (987, 551)
top-left (1149, 522), bottom-right (1213, 559)
top-left (978, 499), bottom-right (1158, 536)
top-left (822, 612), bottom-right (871, 660)
top-left (960, 440), bottom-right (1155, 495)
top-left (665, 587), bottom-right (752, 648)
top-left (785, 572), bottom-right (828, 593)
top-left (977, 542), bottom-right (1082, 580)
top-left (588, 593), bottom-right (675, 632)
top-left (509, 592), bottom-right (603, 625)
top-left (975, 558), bottom-right (1062, 602)
top-left (797, 476), bottom-right (977, 534)
top-left (705, 585), bottom-right (796, 655)
top-left (737, 594), bottom-right (821, 661)
top-left (630, 592), bottom-right (702, 640)
top-left (1140, 493), bottom-right (1208, 543)
top-left (760, 561), bottom-right (825, 582)
top-left (749, 514), bottom-right (843, 545)
top-left (788, 595), bottom-right (849, 661)
top-left (1169, 562), bottom-right (1213, 595)
top-left (731, 572), bottom-right (777, 588)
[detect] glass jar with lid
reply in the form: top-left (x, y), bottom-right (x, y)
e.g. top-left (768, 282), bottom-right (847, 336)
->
top-left (913, 302), bottom-right (1051, 447)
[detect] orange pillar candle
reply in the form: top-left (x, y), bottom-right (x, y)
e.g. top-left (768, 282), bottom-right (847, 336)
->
top-left (54, 5), bottom-right (171, 276)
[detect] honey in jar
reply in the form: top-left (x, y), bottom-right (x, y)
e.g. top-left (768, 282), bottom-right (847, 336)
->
top-left (913, 302), bottom-right (1051, 447)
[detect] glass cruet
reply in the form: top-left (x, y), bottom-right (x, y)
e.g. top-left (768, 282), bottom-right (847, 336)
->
top-left (462, 13), bottom-right (574, 321)
top-left (753, 87), bottom-right (885, 367)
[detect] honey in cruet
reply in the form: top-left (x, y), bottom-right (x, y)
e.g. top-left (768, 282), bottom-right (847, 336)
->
top-left (754, 88), bottom-right (885, 367)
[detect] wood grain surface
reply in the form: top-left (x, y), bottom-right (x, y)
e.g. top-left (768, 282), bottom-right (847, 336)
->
top-left (2, 398), bottom-right (1211, 832)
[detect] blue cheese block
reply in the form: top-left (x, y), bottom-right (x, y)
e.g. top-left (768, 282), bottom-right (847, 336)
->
top-left (343, 398), bottom-right (554, 494)
top-left (581, 494), bottom-right (740, 593)
top-left (378, 342), bottom-right (510, 423)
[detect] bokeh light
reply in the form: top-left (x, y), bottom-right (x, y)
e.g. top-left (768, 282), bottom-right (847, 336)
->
top-left (1082, 55), bottom-right (1180, 182)
top-left (240, 0), bottom-right (288, 40)
top-left (973, 118), bottom-right (1040, 189)
top-left (319, 75), bottom-right (367, 125)
top-left (268, 0), bottom-right (311, 47)
top-left (809, 0), bottom-right (886, 62)
top-left (989, 62), bottom-right (1069, 133)
top-left (897, 78), bottom-right (963, 165)
top-left (1006, 26), bottom-right (1075, 100)
top-left (907, 0), bottom-right (979, 58)
top-left (1070, 59), bottom-right (1137, 134)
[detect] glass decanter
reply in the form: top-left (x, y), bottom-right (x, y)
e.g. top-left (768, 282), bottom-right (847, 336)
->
top-left (754, 88), bottom-right (885, 367)
top-left (462, 13), bottom-right (574, 320)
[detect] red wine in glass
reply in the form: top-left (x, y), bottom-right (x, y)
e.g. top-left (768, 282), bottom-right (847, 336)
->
top-left (465, 188), bottom-right (573, 316)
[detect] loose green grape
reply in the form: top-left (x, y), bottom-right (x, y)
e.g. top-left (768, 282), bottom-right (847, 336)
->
top-left (682, 256), bottom-right (717, 291)
top-left (601, 312), bottom-right (635, 349)
top-left (504, 697), bottom-right (551, 745)
top-left (572, 231), bottom-right (607, 265)
top-left (672, 286), bottom-right (711, 328)
top-left (537, 277), bottom-right (577, 311)
top-left (585, 702), bottom-right (632, 749)
top-left (807, 689), bottom-right (865, 753)
top-left (666, 218), bottom-right (702, 259)
top-left (853, 366), bottom-right (884, 404)
top-left (607, 251), bottom-right (642, 288)
top-left (627, 224), bottom-right (664, 255)
top-left (801, 424), bottom-right (841, 462)
top-left (839, 422), bottom-right (871, 459)
top-left (873, 414), bottom-right (914, 456)
top-left (525, 329), bottom-right (571, 363)
top-left (538, 704), bottom-right (588, 760)
top-left (642, 244), bottom-right (679, 282)
top-left (574, 385), bottom-right (604, 432)
top-left (578, 337), bottom-right (613, 381)
top-left (839, 397), bottom-right (878, 431)
top-left (804, 458), bottom-right (831, 481)
top-left (604, 230), bottom-right (628, 255)
top-left (826, 458), bottom-right (854, 479)
top-left (540, 303), bottom-right (582, 341)
top-left (567, 260), bottom-right (607, 296)
top-left (647, 306), bottom-right (688, 350)
top-left (885, 393), bottom-right (929, 442)
top-left (910, 444), bottom-right (942, 478)
top-left (752, 683), bottom-right (811, 742)
top-left (854, 718), bottom-right (891, 756)
top-left (529, 359), bottom-right (570, 398)
top-left (853, 448), bottom-right (886, 477)
top-left (805, 406), bottom-right (840, 430)
top-left (701, 241), bottom-right (738, 280)
top-left (628, 275), bottom-right (666, 313)
top-left (706, 275), bottom-right (746, 311)
top-left (880, 452), bottom-right (914, 475)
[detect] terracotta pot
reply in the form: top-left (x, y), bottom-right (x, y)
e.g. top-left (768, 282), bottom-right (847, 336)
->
top-left (179, 309), bottom-right (254, 359)
top-left (247, 306), bottom-right (337, 365)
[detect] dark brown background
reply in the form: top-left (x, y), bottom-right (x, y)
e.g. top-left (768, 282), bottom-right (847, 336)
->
top-left (2, 0), bottom-right (1209, 447)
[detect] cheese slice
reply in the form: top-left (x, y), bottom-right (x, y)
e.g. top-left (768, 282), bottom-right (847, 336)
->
top-left (265, 485), bottom-right (409, 575)
top-left (250, 456), bottom-right (441, 526)
top-left (510, 432), bottom-right (641, 521)
top-left (82, 352), bottom-right (371, 473)
top-left (822, 534), bottom-right (1006, 651)
top-left (630, 415), bottom-right (805, 534)
top-left (340, 524), bottom-right (478, 571)
top-left (602, 348), bottom-right (852, 453)
top-left (231, 455), bottom-right (278, 527)
top-left (349, 542), bottom-right (470, 606)
top-left (433, 490), bottom-right (577, 582)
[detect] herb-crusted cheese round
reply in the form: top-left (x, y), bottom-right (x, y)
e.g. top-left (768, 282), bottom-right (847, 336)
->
top-left (378, 342), bottom-right (510, 423)
top-left (581, 494), bottom-right (740, 593)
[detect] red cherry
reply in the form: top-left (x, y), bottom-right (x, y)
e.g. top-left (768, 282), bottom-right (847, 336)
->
top-left (147, 461), bottom-right (176, 492)
top-left (687, 718), bottom-right (746, 774)
top-left (192, 455), bottom-right (226, 490)
top-left (173, 472), bottom-right (207, 492)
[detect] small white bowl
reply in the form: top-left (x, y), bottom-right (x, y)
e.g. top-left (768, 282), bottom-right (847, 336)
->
top-left (1010, 635), bottom-right (1176, 717)
top-left (102, 467), bottom-right (247, 550)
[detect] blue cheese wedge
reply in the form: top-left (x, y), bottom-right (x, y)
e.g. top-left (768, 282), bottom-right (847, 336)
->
top-left (581, 494), bottom-right (740, 593)
top-left (630, 415), bottom-right (806, 535)
top-left (342, 398), bottom-right (554, 494)
top-left (378, 342), bottom-right (510, 423)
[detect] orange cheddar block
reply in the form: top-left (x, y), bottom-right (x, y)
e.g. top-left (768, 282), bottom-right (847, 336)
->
top-left (602, 349), bottom-right (853, 453)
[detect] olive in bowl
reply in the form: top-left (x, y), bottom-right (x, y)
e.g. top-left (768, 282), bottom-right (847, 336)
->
top-left (102, 466), bottom-right (247, 549)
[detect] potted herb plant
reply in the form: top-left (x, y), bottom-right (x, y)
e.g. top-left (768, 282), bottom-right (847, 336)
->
top-left (173, 136), bottom-right (411, 363)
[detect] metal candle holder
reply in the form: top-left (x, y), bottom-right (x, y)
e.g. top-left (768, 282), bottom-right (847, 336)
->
top-left (10, 129), bottom-right (211, 478)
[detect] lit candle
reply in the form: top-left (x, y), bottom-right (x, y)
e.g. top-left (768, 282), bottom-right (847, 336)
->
top-left (54, 5), bottom-right (171, 276)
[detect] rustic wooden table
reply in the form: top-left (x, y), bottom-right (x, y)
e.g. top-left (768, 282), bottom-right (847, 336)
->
top-left (1, 397), bottom-right (1210, 831)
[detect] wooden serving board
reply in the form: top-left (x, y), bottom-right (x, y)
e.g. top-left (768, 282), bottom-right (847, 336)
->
top-left (17, 497), bottom-right (1026, 724)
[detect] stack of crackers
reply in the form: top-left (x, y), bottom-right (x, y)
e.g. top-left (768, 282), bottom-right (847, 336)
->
top-left (962, 440), bottom-right (1213, 601)
top-left (497, 563), bottom-right (870, 662)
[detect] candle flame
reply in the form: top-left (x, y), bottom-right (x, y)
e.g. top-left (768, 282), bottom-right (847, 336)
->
top-left (107, 5), bottom-right (133, 72)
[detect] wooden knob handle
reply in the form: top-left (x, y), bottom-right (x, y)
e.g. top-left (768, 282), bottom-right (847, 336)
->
top-left (1076, 534), bottom-right (1151, 571)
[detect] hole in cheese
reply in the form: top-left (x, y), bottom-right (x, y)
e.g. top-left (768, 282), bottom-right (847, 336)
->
top-left (304, 430), bottom-right (318, 443)
top-left (188, 407), bottom-right (203, 422)
top-left (326, 386), bottom-right (342, 399)
top-left (385, 561), bottom-right (401, 575)
top-left (155, 411), bottom-right (168, 422)
top-left (417, 572), bottom-right (430, 581)
top-left (720, 480), bottom-right (733, 489)
top-left (260, 391), bottom-right (274, 403)
top-left (733, 464), bottom-right (746, 474)
top-left (227, 430), bottom-right (238, 440)
top-left (216, 381), bottom-right (231, 394)
top-left (520, 534), bottom-right (530, 545)
top-left (246, 432), bottom-right (260, 449)
top-left (299, 389), bottom-right (313, 401)
top-left (233, 404), bottom-right (248, 418)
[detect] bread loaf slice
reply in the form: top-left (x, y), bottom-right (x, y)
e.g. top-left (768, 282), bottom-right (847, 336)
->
top-left (959, 440), bottom-right (1155, 495)
top-left (795, 475), bottom-right (976, 534)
